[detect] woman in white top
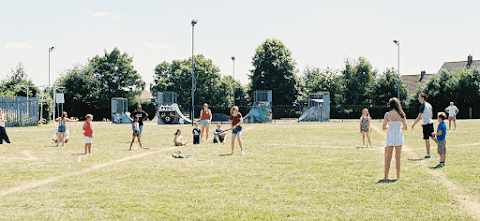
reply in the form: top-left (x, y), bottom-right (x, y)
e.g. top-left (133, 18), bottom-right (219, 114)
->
top-left (382, 97), bottom-right (408, 180)
top-left (445, 102), bottom-right (459, 130)
top-left (0, 108), bottom-right (11, 144)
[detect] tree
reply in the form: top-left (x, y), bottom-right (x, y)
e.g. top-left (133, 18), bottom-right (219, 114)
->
top-left (341, 57), bottom-right (377, 105)
top-left (0, 62), bottom-right (39, 98)
top-left (302, 66), bottom-right (345, 107)
top-left (370, 68), bottom-right (408, 106)
top-left (249, 39), bottom-right (298, 106)
top-left (58, 48), bottom-right (144, 119)
top-left (151, 55), bottom-right (233, 111)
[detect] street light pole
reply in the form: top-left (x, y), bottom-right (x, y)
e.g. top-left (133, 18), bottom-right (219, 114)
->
top-left (49, 47), bottom-right (55, 121)
top-left (232, 56), bottom-right (235, 106)
top-left (393, 40), bottom-right (400, 100)
top-left (191, 20), bottom-right (197, 126)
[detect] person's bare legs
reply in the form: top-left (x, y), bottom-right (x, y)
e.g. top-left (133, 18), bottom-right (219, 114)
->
top-left (361, 132), bottom-right (366, 147)
top-left (366, 131), bottom-right (372, 147)
top-left (230, 133), bottom-right (237, 154)
top-left (84, 143), bottom-right (88, 154)
top-left (200, 124), bottom-right (206, 141)
top-left (425, 139), bottom-right (430, 155)
top-left (129, 137), bottom-right (135, 150)
top-left (88, 143), bottom-right (92, 153)
top-left (384, 146), bottom-right (394, 180)
top-left (453, 117), bottom-right (457, 129)
top-left (237, 132), bottom-right (244, 154)
top-left (448, 117), bottom-right (453, 130)
top-left (138, 136), bottom-right (143, 148)
top-left (60, 132), bottom-right (65, 146)
top-left (205, 124), bottom-right (210, 141)
top-left (395, 145), bottom-right (402, 179)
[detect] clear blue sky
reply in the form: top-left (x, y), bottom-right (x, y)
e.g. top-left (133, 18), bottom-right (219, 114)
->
top-left (1, 0), bottom-right (479, 88)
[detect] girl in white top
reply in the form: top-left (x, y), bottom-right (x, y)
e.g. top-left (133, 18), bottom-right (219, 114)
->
top-left (382, 97), bottom-right (408, 181)
top-left (445, 102), bottom-right (459, 130)
top-left (0, 108), bottom-right (11, 144)
top-left (174, 129), bottom-right (187, 146)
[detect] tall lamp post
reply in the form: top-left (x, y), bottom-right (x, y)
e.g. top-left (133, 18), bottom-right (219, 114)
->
top-left (49, 46), bottom-right (55, 121)
top-left (191, 20), bottom-right (197, 125)
top-left (231, 56), bottom-right (235, 106)
top-left (393, 40), bottom-right (400, 100)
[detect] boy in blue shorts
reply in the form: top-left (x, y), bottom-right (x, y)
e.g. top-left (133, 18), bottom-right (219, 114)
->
top-left (431, 112), bottom-right (447, 169)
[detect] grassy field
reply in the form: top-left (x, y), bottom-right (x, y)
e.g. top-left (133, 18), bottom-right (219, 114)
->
top-left (0, 119), bottom-right (479, 220)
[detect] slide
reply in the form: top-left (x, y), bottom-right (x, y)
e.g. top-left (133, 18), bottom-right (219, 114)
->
top-left (244, 102), bottom-right (272, 123)
top-left (158, 103), bottom-right (192, 124)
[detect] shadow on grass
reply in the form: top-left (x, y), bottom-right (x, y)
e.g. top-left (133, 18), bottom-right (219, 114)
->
top-left (71, 153), bottom-right (86, 156)
top-left (219, 153), bottom-right (232, 157)
top-left (375, 179), bottom-right (398, 184)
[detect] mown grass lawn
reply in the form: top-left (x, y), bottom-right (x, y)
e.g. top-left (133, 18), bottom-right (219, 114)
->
top-left (0, 119), bottom-right (479, 220)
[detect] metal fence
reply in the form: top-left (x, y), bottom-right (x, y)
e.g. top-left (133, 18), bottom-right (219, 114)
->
top-left (0, 97), bottom-right (39, 127)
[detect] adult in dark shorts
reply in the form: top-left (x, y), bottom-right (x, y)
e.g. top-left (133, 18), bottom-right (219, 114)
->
top-left (412, 93), bottom-right (437, 159)
top-left (129, 104), bottom-right (149, 134)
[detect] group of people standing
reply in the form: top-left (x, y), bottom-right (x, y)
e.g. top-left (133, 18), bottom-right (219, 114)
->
top-left (173, 104), bottom-right (245, 155)
top-left (359, 93), bottom-right (459, 181)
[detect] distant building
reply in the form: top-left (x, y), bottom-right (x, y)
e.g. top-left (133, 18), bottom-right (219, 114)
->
top-left (439, 54), bottom-right (480, 73)
top-left (401, 72), bottom-right (433, 95)
top-left (138, 89), bottom-right (154, 101)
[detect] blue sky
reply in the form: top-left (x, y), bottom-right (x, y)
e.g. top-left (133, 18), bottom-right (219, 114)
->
top-left (1, 0), bottom-right (479, 88)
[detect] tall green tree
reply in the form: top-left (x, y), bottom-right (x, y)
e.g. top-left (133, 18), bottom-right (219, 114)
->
top-left (0, 62), bottom-right (39, 98)
top-left (151, 55), bottom-right (232, 110)
top-left (302, 66), bottom-right (345, 107)
top-left (370, 68), bottom-right (408, 106)
top-left (58, 48), bottom-right (144, 119)
top-left (249, 39), bottom-right (298, 106)
top-left (341, 57), bottom-right (377, 105)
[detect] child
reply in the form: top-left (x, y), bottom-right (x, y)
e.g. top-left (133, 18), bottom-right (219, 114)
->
top-left (229, 106), bottom-right (244, 154)
top-left (0, 108), bottom-right (11, 144)
top-left (192, 122), bottom-right (201, 144)
top-left (213, 124), bottom-right (227, 143)
top-left (129, 117), bottom-right (143, 150)
top-left (56, 111), bottom-right (79, 146)
top-left (360, 108), bottom-right (373, 148)
top-left (431, 112), bottom-right (447, 168)
top-left (83, 114), bottom-right (94, 154)
top-left (174, 129), bottom-right (187, 146)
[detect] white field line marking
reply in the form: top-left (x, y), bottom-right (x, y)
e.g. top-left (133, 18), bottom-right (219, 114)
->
top-left (0, 146), bottom-right (178, 197)
top-left (371, 125), bottom-right (480, 220)
top-left (0, 150), bottom-right (37, 161)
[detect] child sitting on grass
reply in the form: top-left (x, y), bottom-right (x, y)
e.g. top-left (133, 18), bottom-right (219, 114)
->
top-left (174, 129), bottom-right (187, 146)
top-left (213, 124), bottom-right (227, 143)
top-left (431, 112), bottom-right (447, 169)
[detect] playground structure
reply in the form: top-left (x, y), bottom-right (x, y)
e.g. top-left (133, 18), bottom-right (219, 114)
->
top-left (111, 97), bottom-right (132, 124)
top-left (299, 92), bottom-right (330, 122)
top-left (244, 90), bottom-right (272, 123)
top-left (0, 96), bottom-right (39, 127)
top-left (157, 92), bottom-right (192, 124)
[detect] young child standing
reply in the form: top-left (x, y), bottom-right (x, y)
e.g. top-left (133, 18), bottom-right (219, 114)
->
top-left (360, 108), bottom-right (373, 148)
top-left (229, 106), bottom-right (244, 154)
top-left (431, 112), bottom-right (447, 169)
top-left (174, 129), bottom-right (187, 146)
top-left (83, 114), bottom-right (94, 154)
top-left (129, 117), bottom-right (143, 150)
top-left (192, 122), bottom-right (201, 145)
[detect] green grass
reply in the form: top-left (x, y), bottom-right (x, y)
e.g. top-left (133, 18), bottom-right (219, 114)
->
top-left (0, 120), bottom-right (479, 220)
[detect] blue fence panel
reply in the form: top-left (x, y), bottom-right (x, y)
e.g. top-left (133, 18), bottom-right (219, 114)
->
top-left (0, 97), bottom-right (39, 127)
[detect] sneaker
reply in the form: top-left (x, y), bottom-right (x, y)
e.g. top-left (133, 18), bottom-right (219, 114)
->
top-left (424, 155), bottom-right (431, 159)
top-left (362, 145), bottom-right (366, 148)
top-left (242, 151), bottom-right (245, 155)
top-left (432, 163), bottom-right (444, 169)
top-left (370, 145), bottom-right (375, 148)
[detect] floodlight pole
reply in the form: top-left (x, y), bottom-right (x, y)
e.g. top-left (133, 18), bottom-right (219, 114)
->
top-left (191, 20), bottom-right (197, 126)
top-left (49, 46), bottom-right (55, 121)
top-left (393, 40), bottom-right (400, 100)
top-left (232, 56), bottom-right (235, 106)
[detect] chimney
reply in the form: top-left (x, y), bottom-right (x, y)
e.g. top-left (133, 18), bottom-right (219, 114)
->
top-left (467, 54), bottom-right (473, 68)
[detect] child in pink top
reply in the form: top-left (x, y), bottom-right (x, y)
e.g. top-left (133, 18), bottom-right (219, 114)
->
top-left (83, 114), bottom-right (94, 154)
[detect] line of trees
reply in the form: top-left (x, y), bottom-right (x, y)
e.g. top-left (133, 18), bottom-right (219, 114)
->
top-left (3, 38), bottom-right (480, 121)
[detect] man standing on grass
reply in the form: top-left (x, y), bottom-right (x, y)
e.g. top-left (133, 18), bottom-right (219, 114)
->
top-left (412, 93), bottom-right (437, 159)
top-left (130, 104), bottom-right (149, 136)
